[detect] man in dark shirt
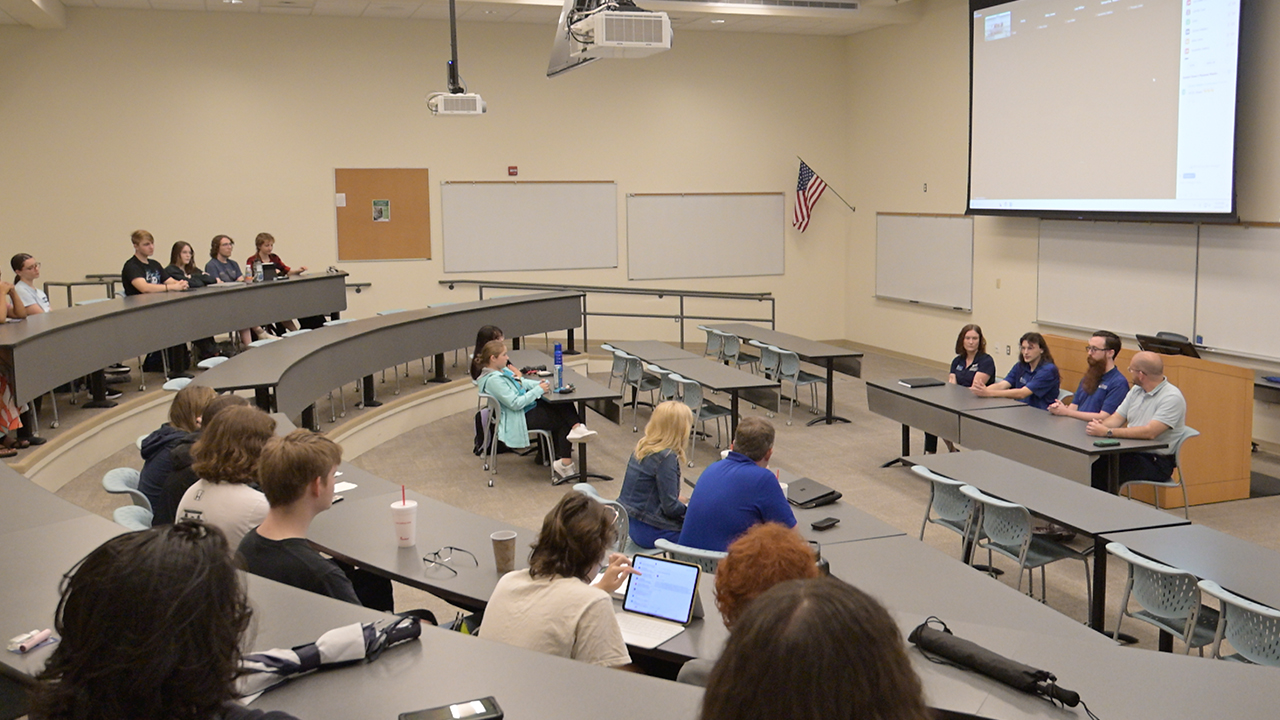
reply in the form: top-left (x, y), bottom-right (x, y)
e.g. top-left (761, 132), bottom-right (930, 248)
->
top-left (122, 229), bottom-right (186, 296)
top-left (237, 430), bottom-right (360, 605)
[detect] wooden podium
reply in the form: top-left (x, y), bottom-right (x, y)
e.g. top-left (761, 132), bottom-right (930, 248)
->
top-left (1045, 334), bottom-right (1251, 507)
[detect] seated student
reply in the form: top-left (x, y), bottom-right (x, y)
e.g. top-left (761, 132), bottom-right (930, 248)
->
top-left (617, 400), bottom-right (694, 547)
top-left (474, 340), bottom-right (596, 482)
top-left (700, 577), bottom-right (931, 720)
top-left (205, 235), bottom-right (268, 345)
top-left (176, 405), bottom-right (275, 549)
top-left (237, 429), bottom-right (360, 605)
top-left (123, 230), bottom-right (187, 296)
top-left (925, 323), bottom-right (996, 454)
top-left (30, 521), bottom-right (301, 720)
top-left (153, 394), bottom-right (251, 526)
top-left (678, 417), bottom-right (796, 553)
top-left (482, 491), bottom-right (636, 668)
top-left (971, 331), bottom-right (1060, 410)
top-left (677, 522), bottom-right (820, 686)
top-left (164, 241), bottom-right (220, 365)
top-left (469, 325), bottom-right (519, 381)
top-left (138, 384), bottom-right (216, 511)
top-left (246, 232), bottom-right (307, 333)
top-left (1049, 330), bottom-right (1129, 422)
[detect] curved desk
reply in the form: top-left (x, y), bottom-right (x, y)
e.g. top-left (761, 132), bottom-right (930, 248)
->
top-left (0, 273), bottom-right (348, 406)
top-left (192, 291), bottom-right (584, 422)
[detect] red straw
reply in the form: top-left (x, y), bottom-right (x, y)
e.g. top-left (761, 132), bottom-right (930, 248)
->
top-left (402, 485), bottom-right (406, 505)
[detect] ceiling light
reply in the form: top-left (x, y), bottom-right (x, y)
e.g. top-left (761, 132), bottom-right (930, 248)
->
top-left (710, 18), bottom-right (725, 23)
top-left (224, 0), bottom-right (243, 4)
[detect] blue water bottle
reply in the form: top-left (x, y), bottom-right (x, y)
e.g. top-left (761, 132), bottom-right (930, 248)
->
top-left (554, 343), bottom-right (563, 391)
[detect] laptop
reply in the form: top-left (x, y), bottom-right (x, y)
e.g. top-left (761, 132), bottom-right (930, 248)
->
top-left (787, 477), bottom-right (842, 509)
top-left (615, 554), bottom-right (701, 649)
top-left (258, 262), bottom-right (280, 282)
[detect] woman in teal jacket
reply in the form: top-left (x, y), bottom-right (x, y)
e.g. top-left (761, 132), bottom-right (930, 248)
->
top-left (475, 340), bottom-right (595, 481)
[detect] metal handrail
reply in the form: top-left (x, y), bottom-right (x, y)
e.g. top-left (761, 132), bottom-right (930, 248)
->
top-left (439, 279), bottom-right (775, 352)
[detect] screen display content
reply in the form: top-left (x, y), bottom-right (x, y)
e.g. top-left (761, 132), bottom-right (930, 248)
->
top-left (968, 0), bottom-right (1242, 220)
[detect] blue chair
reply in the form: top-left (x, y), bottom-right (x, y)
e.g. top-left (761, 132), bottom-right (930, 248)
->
top-left (672, 374), bottom-right (731, 466)
top-left (773, 345), bottom-right (825, 425)
top-left (655, 538), bottom-right (727, 573)
top-left (1199, 580), bottom-right (1280, 666)
top-left (102, 467), bottom-right (150, 513)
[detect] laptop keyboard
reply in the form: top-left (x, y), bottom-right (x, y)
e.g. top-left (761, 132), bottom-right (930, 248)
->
top-left (615, 612), bottom-right (684, 649)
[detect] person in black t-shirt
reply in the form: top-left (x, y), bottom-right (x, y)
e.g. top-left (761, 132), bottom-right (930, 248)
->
top-left (122, 229), bottom-right (186, 296)
top-left (237, 429), bottom-right (361, 605)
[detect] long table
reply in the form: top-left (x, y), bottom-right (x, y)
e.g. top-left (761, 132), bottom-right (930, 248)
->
top-left (905, 451), bottom-right (1191, 633)
top-left (866, 380), bottom-right (1168, 491)
top-left (707, 322), bottom-right (863, 426)
top-left (625, 351), bottom-right (777, 436)
top-left (0, 273), bottom-right (347, 406)
top-left (194, 291), bottom-right (584, 422)
top-left (508, 349), bottom-right (621, 485)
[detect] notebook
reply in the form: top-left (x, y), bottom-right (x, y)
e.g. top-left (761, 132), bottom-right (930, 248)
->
top-left (786, 477), bottom-right (842, 509)
top-left (615, 554), bottom-right (701, 649)
top-left (898, 377), bottom-right (944, 388)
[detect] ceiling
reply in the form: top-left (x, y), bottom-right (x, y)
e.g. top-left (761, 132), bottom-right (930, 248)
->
top-left (0, 0), bottom-right (922, 36)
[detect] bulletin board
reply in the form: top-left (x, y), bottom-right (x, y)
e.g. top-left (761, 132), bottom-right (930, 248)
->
top-left (335, 168), bottom-right (431, 261)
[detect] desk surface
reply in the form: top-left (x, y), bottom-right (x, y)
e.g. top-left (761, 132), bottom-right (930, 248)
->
top-left (609, 341), bottom-right (701, 361)
top-left (652, 358), bottom-right (777, 392)
top-left (1103, 524), bottom-right (1280, 609)
top-left (508, 349), bottom-right (620, 406)
top-left (960, 404), bottom-right (1168, 457)
top-left (196, 291), bottom-right (583, 417)
top-left (904, 451), bottom-right (1189, 536)
top-left (0, 273), bottom-right (347, 404)
top-left (866, 379), bottom-right (1027, 413)
top-left (0, 466), bottom-right (91, 533)
top-left (707, 323), bottom-right (862, 360)
top-left (307, 489), bottom-right (530, 612)
top-left (822, 535), bottom-right (1106, 644)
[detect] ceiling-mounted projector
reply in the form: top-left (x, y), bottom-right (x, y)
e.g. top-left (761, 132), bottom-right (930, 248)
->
top-left (427, 92), bottom-right (486, 116)
top-left (569, 9), bottom-right (672, 59)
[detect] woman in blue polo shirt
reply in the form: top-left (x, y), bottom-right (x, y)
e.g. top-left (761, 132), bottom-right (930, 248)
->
top-left (925, 324), bottom-right (997, 453)
top-left (971, 331), bottom-right (1059, 410)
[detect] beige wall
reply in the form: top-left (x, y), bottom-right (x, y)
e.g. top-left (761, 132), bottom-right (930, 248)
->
top-left (0, 9), bottom-right (849, 341)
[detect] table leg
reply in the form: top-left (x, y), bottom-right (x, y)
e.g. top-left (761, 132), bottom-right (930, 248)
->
top-left (1091, 537), bottom-right (1107, 632)
top-left (253, 387), bottom-right (273, 412)
top-left (427, 353), bottom-right (449, 384)
top-left (730, 391), bottom-right (740, 437)
top-left (806, 358), bottom-right (850, 426)
top-left (1108, 454), bottom-right (1121, 494)
top-left (880, 425), bottom-right (912, 468)
top-left (555, 399), bottom-right (613, 485)
top-left (65, 286), bottom-right (73, 308)
top-left (302, 404), bottom-right (318, 431)
top-left (82, 370), bottom-right (117, 409)
top-left (359, 375), bottom-right (383, 408)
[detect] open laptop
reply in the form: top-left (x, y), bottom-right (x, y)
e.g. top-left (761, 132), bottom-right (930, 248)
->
top-left (258, 262), bottom-right (280, 282)
top-left (614, 554), bottom-right (701, 649)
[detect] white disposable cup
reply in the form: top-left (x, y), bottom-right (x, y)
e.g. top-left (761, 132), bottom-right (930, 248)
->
top-left (390, 500), bottom-right (418, 548)
top-left (491, 530), bottom-right (517, 574)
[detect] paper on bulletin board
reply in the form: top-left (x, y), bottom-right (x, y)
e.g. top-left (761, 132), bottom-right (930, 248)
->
top-left (373, 200), bottom-right (390, 222)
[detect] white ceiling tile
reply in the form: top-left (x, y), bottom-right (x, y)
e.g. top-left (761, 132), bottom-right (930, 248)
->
top-left (313, 0), bottom-right (366, 15)
top-left (261, 5), bottom-right (314, 13)
top-left (60, 0), bottom-right (96, 7)
top-left (506, 5), bottom-right (558, 23)
top-left (362, 0), bottom-right (419, 17)
top-left (207, 0), bottom-right (262, 12)
top-left (93, 0), bottom-right (153, 8)
top-left (0, 8), bottom-right (16, 23)
top-left (150, 0), bottom-right (206, 9)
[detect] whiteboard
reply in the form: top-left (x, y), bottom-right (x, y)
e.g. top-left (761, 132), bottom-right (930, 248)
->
top-left (875, 213), bottom-right (973, 311)
top-left (1196, 225), bottom-right (1280, 358)
top-left (441, 182), bottom-right (617, 273)
top-left (626, 193), bottom-right (784, 280)
top-left (1037, 221), bottom-right (1197, 337)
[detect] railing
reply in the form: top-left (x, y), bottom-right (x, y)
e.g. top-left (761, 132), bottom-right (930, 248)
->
top-left (438, 280), bottom-right (775, 353)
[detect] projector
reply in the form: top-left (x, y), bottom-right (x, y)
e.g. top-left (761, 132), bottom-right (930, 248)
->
top-left (570, 10), bottom-right (672, 59)
top-left (426, 92), bottom-right (486, 116)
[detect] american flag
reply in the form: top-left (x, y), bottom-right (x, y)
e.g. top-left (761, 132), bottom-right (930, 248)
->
top-left (793, 161), bottom-right (827, 232)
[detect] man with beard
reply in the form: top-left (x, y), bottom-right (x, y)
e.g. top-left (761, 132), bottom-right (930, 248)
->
top-left (1047, 330), bottom-right (1128, 422)
top-left (1085, 351), bottom-right (1187, 492)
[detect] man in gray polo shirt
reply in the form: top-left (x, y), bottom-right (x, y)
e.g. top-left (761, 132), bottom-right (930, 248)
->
top-left (1084, 351), bottom-right (1186, 492)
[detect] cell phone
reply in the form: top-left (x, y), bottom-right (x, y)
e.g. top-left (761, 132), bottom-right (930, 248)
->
top-left (399, 697), bottom-right (503, 720)
top-left (1093, 439), bottom-right (1121, 447)
top-left (811, 517), bottom-right (840, 531)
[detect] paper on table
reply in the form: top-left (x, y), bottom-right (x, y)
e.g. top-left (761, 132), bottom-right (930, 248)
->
top-left (334, 482), bottom-right (357, 493)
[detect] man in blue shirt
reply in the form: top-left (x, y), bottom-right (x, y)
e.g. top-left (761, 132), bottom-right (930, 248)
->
top-left (678, 417), bottom-right (797, 553)
top-left (971, 332), bottom-right (1060, 410)
top-left (1049, 330), bottom-right (1129, 422)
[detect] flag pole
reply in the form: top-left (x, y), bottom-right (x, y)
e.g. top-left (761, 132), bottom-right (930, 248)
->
top-left (797, 156), bottom-right (855, 213)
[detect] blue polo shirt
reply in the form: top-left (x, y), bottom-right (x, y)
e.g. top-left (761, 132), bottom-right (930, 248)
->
top-left (1004, 361), bottom-right (1060, 410)
top-left (950, 352), bottom-right (997, 388)
top-left (678, 452), bottom-right (796, 553)
top-left (1072, 366), bottom-right (1129, 415)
